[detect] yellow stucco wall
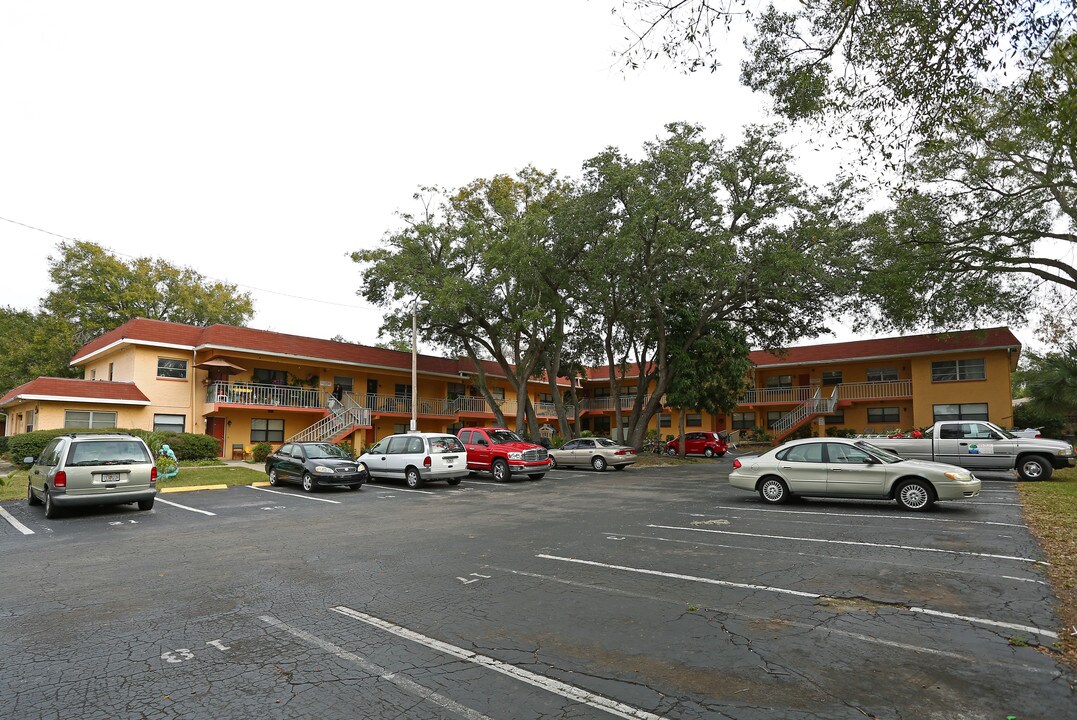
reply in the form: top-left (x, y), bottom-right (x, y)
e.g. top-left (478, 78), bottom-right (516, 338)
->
top-left (909, 350), bottom-right (1014, 428)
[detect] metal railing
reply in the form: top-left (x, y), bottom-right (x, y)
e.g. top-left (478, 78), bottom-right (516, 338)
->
top-left (836, 380), bottom-right (912, 400)
top-left (287, 405), bottom-right (370, 444)
top-left (738, 386), bottom-right (814, 405)
top-left (771, 388), bottom-right (838, 437)
top-left (208, 381), bottom-right (324, 409)
top-left (580, 394), bottom-right (653, 412)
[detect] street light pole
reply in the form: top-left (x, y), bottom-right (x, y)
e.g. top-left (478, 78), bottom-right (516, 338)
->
top-left (410, 301), bottom-right (418, 433)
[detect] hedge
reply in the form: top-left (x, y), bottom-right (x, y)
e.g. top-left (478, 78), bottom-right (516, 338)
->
top-left (7, 428), bottom-right (221, 467)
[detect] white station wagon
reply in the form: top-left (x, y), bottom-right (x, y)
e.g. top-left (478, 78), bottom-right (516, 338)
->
top-left (357, 433), bottom-right (468, 489)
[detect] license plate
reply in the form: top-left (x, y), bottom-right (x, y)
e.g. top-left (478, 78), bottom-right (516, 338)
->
top-left (101, 473), bottom-right (120, 483)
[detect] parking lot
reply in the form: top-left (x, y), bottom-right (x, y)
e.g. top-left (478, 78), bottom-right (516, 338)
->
top-left (1, 458), bottom-right (1074, 719)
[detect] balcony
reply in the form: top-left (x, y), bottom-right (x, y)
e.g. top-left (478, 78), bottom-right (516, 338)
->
top-left (737, 380), bottom-right (912, 407)
top-left (207, 382), bottom-right (325, 409)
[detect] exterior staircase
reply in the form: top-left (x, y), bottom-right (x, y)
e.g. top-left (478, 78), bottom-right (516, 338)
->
top-left (286, 393), bottom-right (371, 444)
top-left (770, 387), bottom-right (838, 442)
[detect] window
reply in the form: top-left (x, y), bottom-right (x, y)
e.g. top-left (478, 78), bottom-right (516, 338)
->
top-left (490, 387), bottom-right (505, 401)
top-left (333, 376), bottom-right (353, 393)
top-left (39, 439), bottom-right (64, 467)
top-left (827, 443), bottom-right (875, 464)
top-left (931, 358), bottom-right (986, 382)
top-left (153, 414), bottom-right (185, 433)
top-left (933, 403), bottom-right (989, 422)
top-left (867, 407), bottom-right (900, 424)
top-left (867, 366), bottom-right (898, 382)
top-left (253, 368), bottom-right (289, 385)
top-left (658, 413), bottom-right (672, 428)
top-left (593, 387), bottom-right (611, 398)
top-left (447, 382), bottom-right (466, 400)
top-left (430, 436), bottom-right (465, 453)
top-left (821, 370), bottom-right (842, 386)
top-left (251, 418), bottom-right (284, 443)
top-left (731, 412), bottom-right (755, 430)
top-left (394, 383), bottom-right (412, 398)
top-left (108, 362), bottom-right (114, 381)
top-left (91, 369), bottom-right (96, 380)
top-left (458, 430), bottom-right (472, 444)
top-left (157, 358), bottom-right (188, 380)
top-left (538, 393), bottom-right (553, 403)
top-left (823, 410), bottom-right (845, 424)
top-left (767, 411), bottom-right (790, 428)
top-left (777, 443), bottom-right (824, 463)
top-left (685, 413), bottom-right (702, 427)
top-left (64, 410), bottom-right (117, 429)
top-left (25, 409), bottom-right (35, 433)
top-left (765, 375), bottom-right (793, 389)
top-left (593, 416), bottom-right (611, 434)
top-left (578, 439), bottom-right (596, 448)
top-left (387, 436), bottom-right (410, 454)
top-left (393, 423), bottom-right (409, 434)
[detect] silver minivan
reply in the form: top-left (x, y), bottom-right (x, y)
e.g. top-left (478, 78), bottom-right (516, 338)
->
top-left (358, 433), bottom-right (468, 488)
top-left (26, 432), bottom-right (157, 518)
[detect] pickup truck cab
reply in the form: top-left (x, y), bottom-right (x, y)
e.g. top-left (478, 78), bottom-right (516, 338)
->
top-left (457, 427), bottom-right (550, 482)
top-left (865, 421), bottom-right (1075, 481)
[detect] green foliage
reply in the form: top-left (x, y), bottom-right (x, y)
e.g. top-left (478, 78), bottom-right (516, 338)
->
top-left (1012, 404), bottom-right (1065, 439)
top-left (825, 427), bottom-right (860, 438)
top-left (0, 435), bottom-right (8, 454)
top-left (155, 432), bottom-right (221, 461)
top-left (155, 454), bottom-right (178, 475)
top-left (747, 427), bottom-right (774, 443)
top-left (335, 440), bottom-right (356, 458)
top-left (787, 425), bottom-right (814, 441)
top-left (252, 443), bottom-right (273, 463)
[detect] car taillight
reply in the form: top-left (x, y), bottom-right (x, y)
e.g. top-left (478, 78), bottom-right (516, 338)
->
top-left (1035, 433), bottom-right (1042, 438)
top-left (151, 466), bottom-right (158, 483)
top-left (615, 449), bottom-right (629, 455)
top-left (732, 459), bottom-right (742, 469)
top-left (54, 471), bottom-right (67, 488)
top-left (424, 456), bottom-right (432, 469)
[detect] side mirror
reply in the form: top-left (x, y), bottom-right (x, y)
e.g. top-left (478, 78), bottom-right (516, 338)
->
top-left (23, 456), bottom-right (35, 464)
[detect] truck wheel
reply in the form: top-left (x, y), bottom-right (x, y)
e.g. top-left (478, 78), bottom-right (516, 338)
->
top-left (895, 479), bottom-right (935, 511)
top-left (492, 459), bottom-right (510, 483)
top-left (1017, 455), bottom-right (1052, 481)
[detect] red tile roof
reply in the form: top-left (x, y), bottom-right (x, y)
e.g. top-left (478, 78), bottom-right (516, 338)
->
top-left (0, 378), bottom-right (150, 407)
top-left (70, 318), bottom-right (566, 385)
top-left (749, 327), bottom-right (1021, 367)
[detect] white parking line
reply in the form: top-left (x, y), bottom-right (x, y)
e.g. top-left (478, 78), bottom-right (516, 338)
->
top-left (259, 615), bottom-right (493, 720)
top-left (457, 480), bottom-right (516, 489)
top-left (648, 524), bottom-right (1049, 565)
top-left (367, 484), bottom-right (436, 495)
top-left (0, 505), bottom-right (34, 535)
top-left (951, 501), bottom-right (1023, 506)
top-left (155, 498), bottom-right (217, 516)
top-left (494, 567), bottom-right (1058, 671)
top-left (606, 532), bottom-right (1048, 585)
top-left (709, 505), bottom-right (1027, 528)
top-left (331, 606), bottom-right (664, 720)
top-left (536, 554), bottom-right (1060, 639)
top-left (244, 486), bottom-right (342, 504)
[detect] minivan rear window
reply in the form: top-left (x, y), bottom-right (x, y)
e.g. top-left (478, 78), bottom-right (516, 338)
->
top-left (67, 440), bottom-right (151, 466)
top-left (430, 436), bottom-right (465, 453)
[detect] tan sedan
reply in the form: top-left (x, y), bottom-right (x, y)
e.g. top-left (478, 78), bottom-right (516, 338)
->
top-left (548, 438), bottom-right (638, 471)
top-left (729, 437), bottom-right (981, 511)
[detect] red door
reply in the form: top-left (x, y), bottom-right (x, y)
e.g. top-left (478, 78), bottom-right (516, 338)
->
top-left (206, 417), bottom-right (226, 457)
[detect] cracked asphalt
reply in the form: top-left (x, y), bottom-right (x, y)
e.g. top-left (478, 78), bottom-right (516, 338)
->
top-left (1, 459), bottom-right (1074, 719)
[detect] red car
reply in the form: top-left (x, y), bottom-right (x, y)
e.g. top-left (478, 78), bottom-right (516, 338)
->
top-left (665, 431), bottom-right (728, 458)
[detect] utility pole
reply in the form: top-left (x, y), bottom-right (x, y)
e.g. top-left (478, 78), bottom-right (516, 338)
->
top-left (410, 301), bottom-right (418, 432)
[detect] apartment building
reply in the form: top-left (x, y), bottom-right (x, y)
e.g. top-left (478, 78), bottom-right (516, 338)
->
top-left (0, 319), bottom-right (1020, 454)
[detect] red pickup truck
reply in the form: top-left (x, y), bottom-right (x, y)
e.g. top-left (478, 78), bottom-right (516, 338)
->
top-left (457, 427), bottom-right (551, 482)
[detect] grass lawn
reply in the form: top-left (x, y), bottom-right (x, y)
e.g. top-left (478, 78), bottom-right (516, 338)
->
top-left (1018, 467), bottom-right (1077, 668)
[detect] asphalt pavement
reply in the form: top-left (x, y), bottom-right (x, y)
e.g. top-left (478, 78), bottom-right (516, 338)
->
top-left (0, 459), bottom-right (1073, 719)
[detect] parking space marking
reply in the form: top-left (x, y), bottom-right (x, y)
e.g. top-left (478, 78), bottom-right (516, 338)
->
top-left (259, 615), bottom-right (493, 720)
top-left (648, 524), bottom-right (1049, 565)
top-left (331, 606), bottom-right (664, 720)
top-left (0, 505), bottom-right (34, 535)
top-left (244, 486), bottom-right (342, 504)
top-left (709, 505), bottom-right (1026, 528)
top-left (951, 501), bottom-right (1023, 507)
top-left (457, 480), bottom-right (520, 489)
top-left (536, 555), bottom-right (1061, 640)
top-left (606, 532), bottom-right (1048, 585)
top-left (155, 498), bottom-right (217, 516)
top-left (367, 485), bottom-right (436, 495)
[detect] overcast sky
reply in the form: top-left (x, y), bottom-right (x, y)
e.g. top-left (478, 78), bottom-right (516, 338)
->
top-left (0, 1), bottom-right (941, 352)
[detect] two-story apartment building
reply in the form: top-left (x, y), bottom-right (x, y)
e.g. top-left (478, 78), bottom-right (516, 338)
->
top-left (0, 319), bottom-right (1020, 453)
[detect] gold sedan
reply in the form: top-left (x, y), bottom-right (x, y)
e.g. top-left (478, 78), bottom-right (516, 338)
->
top-left (548, 438), bottom-right (638, 471)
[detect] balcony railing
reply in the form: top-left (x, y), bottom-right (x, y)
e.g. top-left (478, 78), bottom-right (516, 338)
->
top-left (208, 382), bottom-right (325, 409)
top-left (580, 394), bottom-right (653, 412)
top-left (836, 379), bottom-right (912, 400)
top-left (738, 386), bottom-right (814, 405)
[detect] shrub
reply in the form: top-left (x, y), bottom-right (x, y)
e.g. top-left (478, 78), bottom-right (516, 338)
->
top-left (155, 432), bottom-right (221, 461)
top-left (252, 442), bottom-right (273, 462)
top-left (0, 435), bottom-right (8, 455)
top-left (335, 440), bottom-right (355, 458)
top-left (747, 426), bottom-right (774, 443)
top-left (1013, 403), bottom-right (1065, 438)
top-left (825, 426), bottom-right (860, 438)
top-left (7, 428), bottom-right (222, 467)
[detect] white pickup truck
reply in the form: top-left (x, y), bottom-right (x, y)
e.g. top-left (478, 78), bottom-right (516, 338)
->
top-left (865, 421), bottom-right (1075, 481)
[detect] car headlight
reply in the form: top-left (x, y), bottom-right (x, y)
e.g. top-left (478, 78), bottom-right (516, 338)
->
top-left (508, 452), bottom-right (523, 461)
top-left (314, 465), bottom-right (334, 473)
top-left (944, 471), bottom-right (971, 481)
top-left (1059, 447), bottom-right (1074, 456)
top-left (356, 462), bottom-right (367, 473)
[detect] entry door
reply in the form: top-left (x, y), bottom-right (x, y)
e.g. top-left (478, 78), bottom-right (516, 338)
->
top-left (206, 418), bottom-right (226, 457)
top-left (825, 442), bottom-right (887, 496)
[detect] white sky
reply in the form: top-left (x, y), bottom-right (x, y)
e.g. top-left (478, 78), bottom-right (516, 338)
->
top-left (0, 1), bottom-right (1029, 354)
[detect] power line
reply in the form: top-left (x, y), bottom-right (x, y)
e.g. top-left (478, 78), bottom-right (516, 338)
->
top-left (0, 214), bottom-right (387, 312)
